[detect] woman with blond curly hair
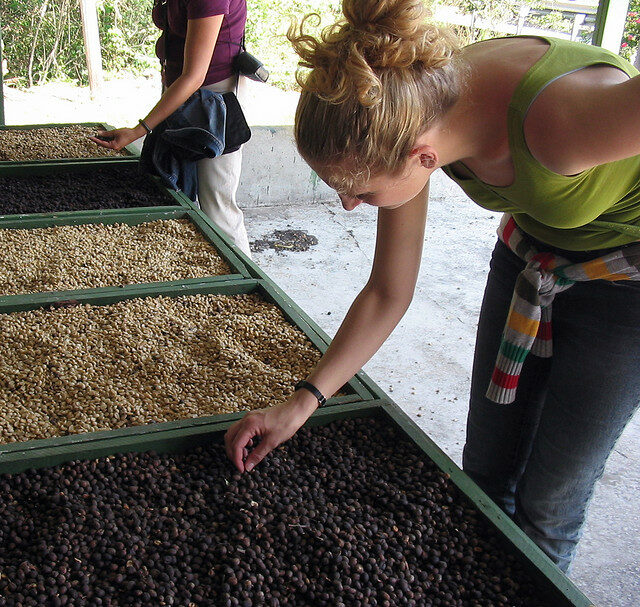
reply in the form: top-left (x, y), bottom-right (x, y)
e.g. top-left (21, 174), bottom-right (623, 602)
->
top-left (226, 0), bottom-right (640, 572)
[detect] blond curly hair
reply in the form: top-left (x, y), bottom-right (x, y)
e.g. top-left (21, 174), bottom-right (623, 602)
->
top-left (288, 0), bottom-right (463, 192)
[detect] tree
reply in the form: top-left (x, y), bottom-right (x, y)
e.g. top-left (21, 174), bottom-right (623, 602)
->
top-left (0, 0), bottom-right (155, 87)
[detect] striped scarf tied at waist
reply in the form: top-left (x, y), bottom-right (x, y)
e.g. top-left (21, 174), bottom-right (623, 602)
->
top-left (487, 214), bottom-right (640, 404)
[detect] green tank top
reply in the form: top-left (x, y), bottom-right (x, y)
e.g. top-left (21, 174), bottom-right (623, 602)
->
top-left (441, 36), bottom-right (640, 251)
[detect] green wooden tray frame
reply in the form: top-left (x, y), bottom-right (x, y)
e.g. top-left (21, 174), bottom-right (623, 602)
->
top-left (0, 278), bottom-right (375, 454)
top-left (0, 400), bottom-right (593, 607)
top-left (0, 158), bottom-right (193, 218)
top-left (0, 122), bottom-right (139, 164)
top-left (0, 207), bottom-right (253, 302)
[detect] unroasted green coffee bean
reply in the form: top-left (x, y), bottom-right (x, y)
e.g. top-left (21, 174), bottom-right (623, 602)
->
top-left (0, 219), bottom-right (231, 296)
top-left (0, 126), bottom-right (129, 161)
top-left (0, 294), bottom-right (322, 444)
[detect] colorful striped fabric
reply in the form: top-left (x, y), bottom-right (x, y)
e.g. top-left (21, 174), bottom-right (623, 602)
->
top-left (486, 214), bottom-right (640, 404)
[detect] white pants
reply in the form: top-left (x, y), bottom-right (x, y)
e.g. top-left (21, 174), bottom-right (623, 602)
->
top-left (197, 75), bottom-right (251, 257)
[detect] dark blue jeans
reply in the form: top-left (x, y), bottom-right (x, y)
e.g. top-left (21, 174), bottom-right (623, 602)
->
top-left (463, 239), bottom-right (640, 573)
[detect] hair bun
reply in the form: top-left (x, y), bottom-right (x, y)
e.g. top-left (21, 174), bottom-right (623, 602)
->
top-left (343, 0), bottom-right (429, 40)
top-left (289, 0), bottom-right (459, 107)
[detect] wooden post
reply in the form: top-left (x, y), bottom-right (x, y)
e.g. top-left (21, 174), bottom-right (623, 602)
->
top-left (79, 0), bottom-right (103, 97)
top-left (592, 0), bottom-right (630, 53)
top-left (571, 13), bottom-right (586, 41)
top-left (516, 5), bottom-right (530, 36)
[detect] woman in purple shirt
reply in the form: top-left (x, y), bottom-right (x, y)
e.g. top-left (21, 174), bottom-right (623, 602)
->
top-left (92, 0), bottom-right (251, 256)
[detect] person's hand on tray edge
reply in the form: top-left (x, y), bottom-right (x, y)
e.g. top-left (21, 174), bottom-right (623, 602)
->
top-left (225, 390), bottom-right (320, 473)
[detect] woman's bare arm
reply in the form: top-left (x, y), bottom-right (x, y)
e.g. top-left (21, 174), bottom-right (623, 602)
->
top-left (525, 65), bottom-right (640, 175)
top-left (304, 185), bottom-right (429, 398)
top-left (225, 182), bottom-right (430, 472)
top-left (91, 14), bottom-right (223, 150)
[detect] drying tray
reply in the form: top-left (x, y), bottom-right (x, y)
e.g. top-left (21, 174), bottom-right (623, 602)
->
top-left (0, 279), bottom-right (377, 453)
top-left (0, 400), bottom-right (593, 607)
top-left (0, 207), bottom-right (253, 302)
top-left (0, 122), bottom-right (139, 168)
top-left (0, 158), bottom-right (191, 218)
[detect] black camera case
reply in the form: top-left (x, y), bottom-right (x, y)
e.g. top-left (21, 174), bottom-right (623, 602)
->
top-left (233, 51), bottom-right (269, 83)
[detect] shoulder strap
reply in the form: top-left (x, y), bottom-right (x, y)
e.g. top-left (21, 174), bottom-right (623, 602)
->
top-left (589, 219), bottom-right (640, 238)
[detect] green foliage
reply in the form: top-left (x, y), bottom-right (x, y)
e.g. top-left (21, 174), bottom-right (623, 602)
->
top-left (98, 0), bottom-right (157, 76)
top-left (2, 0), bottom-right (637, 91)
top-left (526, 9), bottom-right (572, 35)
top-left (1, 0), bottom-right (84, 85)
top-left (0, 0), bottom-right (157, 86)
top-left (458, 0), bottom-right (520, 27)
top-left (0, 0), bottom-right (342, 90)
top-left (434, 0), bottom-right (576, 44)
top-left (448, 0), bottom-right (525, 42)
top-left (621, 0), bottom-right (640, 62)
top-left (245, 0), bottom-right (342, 91)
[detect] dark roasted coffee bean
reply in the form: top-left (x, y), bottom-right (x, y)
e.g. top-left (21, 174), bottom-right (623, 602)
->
top-left (0, 166), bottom-right (174, 215)
top-left (0, 418), bottom-right (550, 606)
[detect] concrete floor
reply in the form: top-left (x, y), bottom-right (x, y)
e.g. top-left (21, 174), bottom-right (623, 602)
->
top-left (242, 170), bottom-right (640, 607)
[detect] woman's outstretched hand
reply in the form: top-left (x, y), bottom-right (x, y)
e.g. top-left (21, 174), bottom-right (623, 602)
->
top-left (224, 394), bottom-right (319, 473)
top-left (89, 126), bottom-right (145, 151)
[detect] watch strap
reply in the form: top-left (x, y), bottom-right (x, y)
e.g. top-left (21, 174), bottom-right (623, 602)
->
top-left (294, 379), bottom-right (327, 407)
top-left (138, 119), bottom-right (152, 134)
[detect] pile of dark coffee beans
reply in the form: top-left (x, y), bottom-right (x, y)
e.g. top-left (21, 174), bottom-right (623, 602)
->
top-left (0, 417), bottom-right (556, 607)
top-left (0, 166), bottom-right (175, 215)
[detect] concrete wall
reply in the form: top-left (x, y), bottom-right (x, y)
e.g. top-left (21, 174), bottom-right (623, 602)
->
top-left (237, 125), bottom-right (461, 209)
top-left (237, 126), bottom-right (334, 208)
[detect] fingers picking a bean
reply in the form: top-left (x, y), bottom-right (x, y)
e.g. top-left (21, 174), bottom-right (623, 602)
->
top-left (223, 425), bottom-right (250, 472)
top-left (244, 440), bottom-right (274, 472)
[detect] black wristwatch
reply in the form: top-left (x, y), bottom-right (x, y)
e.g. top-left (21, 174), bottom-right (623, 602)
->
top-left (294, 380), bottom-right (327, 407)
